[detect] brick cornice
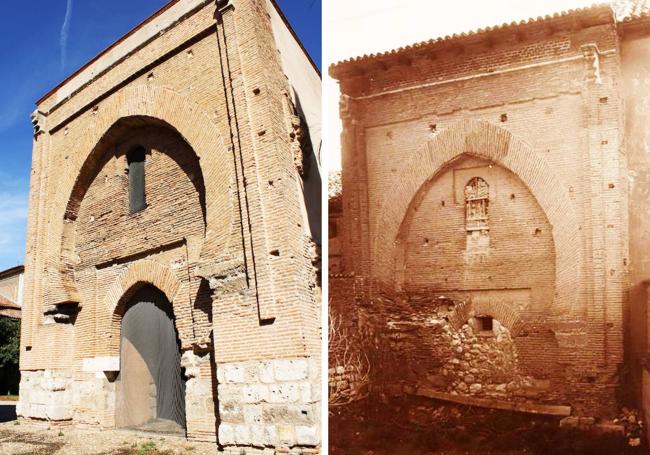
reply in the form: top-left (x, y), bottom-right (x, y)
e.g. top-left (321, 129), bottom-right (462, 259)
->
top-left (330, 4), bottom-right (614, 81)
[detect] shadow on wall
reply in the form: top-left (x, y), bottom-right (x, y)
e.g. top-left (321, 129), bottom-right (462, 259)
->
top-left (294, 90), bottom-right (322, 246)
top-left (0, 404), bottom-right (16, 423)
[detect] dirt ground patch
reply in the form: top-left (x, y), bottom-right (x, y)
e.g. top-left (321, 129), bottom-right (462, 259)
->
top-left (329, 397), bottom-right (649, 455)
top-left (0, 421), bottom-right (220, 455)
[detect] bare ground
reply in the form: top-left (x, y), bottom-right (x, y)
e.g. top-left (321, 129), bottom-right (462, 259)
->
top-left (329, 397), bottom-right (649, 455)
top-left (0, 420), bottom-right (220, 455)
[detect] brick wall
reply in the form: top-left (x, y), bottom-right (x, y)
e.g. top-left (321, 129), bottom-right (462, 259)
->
top-left (621, 16), bottom-right (650, 437)
top-left (20, 0), bottom-right (320, 451)
top-left (400, 155), bottom-right (554, 297)
top-left (331, 6), bottom-right (627, 417)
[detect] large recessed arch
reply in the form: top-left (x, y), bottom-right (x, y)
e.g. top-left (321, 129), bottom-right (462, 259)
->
top-left (46, 85), bottom-right (238, 305)
top-left (372, 119), bottom-right (581, 312)
top-left (63, 115), bottom-right (208, 224)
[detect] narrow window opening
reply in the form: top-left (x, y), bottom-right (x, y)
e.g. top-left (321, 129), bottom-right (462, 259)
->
top-left (477, 315), bottom-right (493, 332)
top-left (127, 146), bottom-right (146, 213)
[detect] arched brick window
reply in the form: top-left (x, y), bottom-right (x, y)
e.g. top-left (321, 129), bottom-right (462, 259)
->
top-left (464, 177), bottom-right (489, 252)
top-left (127, 146), bottom-right (146, 213)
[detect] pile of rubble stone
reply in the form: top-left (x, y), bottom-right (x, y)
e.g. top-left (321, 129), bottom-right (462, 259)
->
top-left (614, 407), bottom-right (644, 447)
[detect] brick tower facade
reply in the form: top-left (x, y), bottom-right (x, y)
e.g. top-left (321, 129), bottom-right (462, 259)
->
top-left (18, 1), bottom-right (321, 453)
top-left (329, 2), bottom-right (650, 422)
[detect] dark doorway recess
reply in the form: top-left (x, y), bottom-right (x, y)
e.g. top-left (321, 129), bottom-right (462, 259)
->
top-left (115, 285), bottom-right (186, 435)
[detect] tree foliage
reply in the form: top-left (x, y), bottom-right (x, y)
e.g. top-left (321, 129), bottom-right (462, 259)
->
top-left (0, 317), bottom-right (20, 369)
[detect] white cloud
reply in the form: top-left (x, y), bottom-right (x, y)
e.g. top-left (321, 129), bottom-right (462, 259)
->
top-left (60, 0), bottom-right (74, 69)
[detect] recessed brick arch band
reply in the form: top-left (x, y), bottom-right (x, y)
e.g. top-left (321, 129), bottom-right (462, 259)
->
top-left (372, 119), bottom-right (582, 312)
top-left (105, 260), bottom-right (182, 315)
top-left (47, 85), bottom-right (237, 304)
top-left (102, 260), bottom-right (187, 356)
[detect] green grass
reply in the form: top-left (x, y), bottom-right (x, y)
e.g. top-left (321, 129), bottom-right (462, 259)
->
top-left (136, 441), bottom-right (157, 455)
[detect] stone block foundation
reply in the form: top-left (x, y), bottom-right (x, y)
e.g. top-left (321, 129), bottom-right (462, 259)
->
top-left (217, 358), bottom-right (320, 451)
top-left (17, 370), bottom-right (73, 423)
top-left (17, 357), bottom-right (321, 453)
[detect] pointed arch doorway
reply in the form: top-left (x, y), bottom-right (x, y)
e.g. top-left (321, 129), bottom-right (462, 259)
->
top-left (115, 285), bottom-right (186, 435)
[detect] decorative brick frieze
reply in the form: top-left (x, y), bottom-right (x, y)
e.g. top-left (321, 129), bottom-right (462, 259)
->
top-left (30, 110), bottom-right (46, 136)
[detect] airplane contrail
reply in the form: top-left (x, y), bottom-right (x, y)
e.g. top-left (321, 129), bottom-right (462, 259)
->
top-left (60, 0), bottom-right (73, 69)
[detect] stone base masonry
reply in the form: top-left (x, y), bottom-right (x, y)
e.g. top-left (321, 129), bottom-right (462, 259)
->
top-left (17, 370), bottom-right (73, 423)
top-left (217, 358), bottom-right (320, 451)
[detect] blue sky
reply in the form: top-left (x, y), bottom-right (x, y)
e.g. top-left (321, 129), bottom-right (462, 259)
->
top-left (0, 0), bottom-right (321, 271)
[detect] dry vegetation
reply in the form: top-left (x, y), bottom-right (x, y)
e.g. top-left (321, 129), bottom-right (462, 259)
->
top-left (330, 397), bottom-right (648, 455)
top-left (0, 421), bottom-right (217, 455)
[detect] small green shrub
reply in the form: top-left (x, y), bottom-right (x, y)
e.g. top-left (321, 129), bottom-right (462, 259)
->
top-left (136, 441), bottom-right (157, 455)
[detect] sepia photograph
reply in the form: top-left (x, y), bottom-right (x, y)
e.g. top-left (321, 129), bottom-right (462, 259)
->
top-left (0, 0), bottom-right (321, 454)
top-left (327, 0), bottom-right (650, 453)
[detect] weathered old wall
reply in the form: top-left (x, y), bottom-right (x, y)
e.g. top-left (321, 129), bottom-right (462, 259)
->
top-left (267, 0), bottom-right (323, 306)
top-left (267, 0), bottom-right (321, 163)
top-left (375, 289), bottom-right (568, 404)
top-left (621, 18), bottom-right (650, 439)
top-left (621, 28), bottom-right (650, 402)
top-left (401, 155), bottom-right (554, 297)
top-left (20, 0), bottom-right (320, 451)
top-left (332, 6), bottom-right (627, 417)
top-left (328, 196), bottom-right (342, 274)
